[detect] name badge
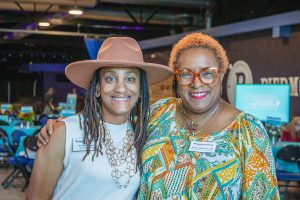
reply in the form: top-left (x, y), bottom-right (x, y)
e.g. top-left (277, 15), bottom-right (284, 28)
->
top-left (72, 138), bottom-right (94, 152)
top-left (189, 141), bottom-right (217, 153)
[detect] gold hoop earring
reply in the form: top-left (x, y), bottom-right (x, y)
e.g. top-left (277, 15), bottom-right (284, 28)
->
top-left (95, 90), bottom-right (100, 98)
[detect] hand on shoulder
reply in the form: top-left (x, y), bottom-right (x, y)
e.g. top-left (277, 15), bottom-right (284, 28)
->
top-left (38, 121), bottom-right (66, 156)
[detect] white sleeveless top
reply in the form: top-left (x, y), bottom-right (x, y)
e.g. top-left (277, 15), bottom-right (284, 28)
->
top-left (52, 115), bottom-right (140, 200)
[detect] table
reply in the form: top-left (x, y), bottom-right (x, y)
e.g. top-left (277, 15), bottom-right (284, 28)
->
top-left (0, 125), bottom-right (41, 159)
top-left (272, 142), bottom-right (300, 173)
top-left (0, 125), bottom-right (41, 145)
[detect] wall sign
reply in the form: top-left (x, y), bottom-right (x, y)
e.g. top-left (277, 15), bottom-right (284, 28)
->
top-left (226, 60), bottom-right (253, 105)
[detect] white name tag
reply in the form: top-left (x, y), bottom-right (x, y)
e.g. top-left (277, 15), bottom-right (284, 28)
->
top-left (189, 141), bottom-right (217, 153)
top-left (72, 138), bottom-right (94, 152)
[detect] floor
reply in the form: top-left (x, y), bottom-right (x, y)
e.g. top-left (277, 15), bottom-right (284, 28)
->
top-left (0, 167), bottom-right (299, 199)
top-left (0, 168), bottom-right (26, 200)
top-left (280, 182), bottom-right (300, 200)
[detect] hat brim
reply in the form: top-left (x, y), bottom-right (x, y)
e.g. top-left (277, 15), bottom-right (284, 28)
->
top-left (65, 60), bottom-right (173, 89)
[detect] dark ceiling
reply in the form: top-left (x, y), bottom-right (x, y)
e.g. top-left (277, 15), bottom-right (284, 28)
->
top-left (0, 0), bottom-right (300, 67)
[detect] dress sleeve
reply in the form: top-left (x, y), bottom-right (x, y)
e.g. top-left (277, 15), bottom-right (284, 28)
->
top-left (139, 98), bottom-right (177, 199)
top-left (241, 115), bottom-right (280, 199)
top-left (147, 98), bottom-right (176, 135)
top-left (149, 98), bottom-right (172, 118)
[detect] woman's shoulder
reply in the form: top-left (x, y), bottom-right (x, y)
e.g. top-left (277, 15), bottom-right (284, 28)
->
top-left (151, 97), bottom-right (177, 108)
top-left (240, 112), bottom-right (265, 129)
top-left (150, 97), bottom-right (177, 113)
top-left (229, 111), bottom-right (266, 134)
top-left (52, 121), bottom-right (66, 139)
top-left (237, 112), bottom-right (271, 143)
top-left (60, 114), bottom-right (81, 124)
top-left (37, 121), bottom-right (66, 159)
top-left (149, 97), bottom-right (177, 119)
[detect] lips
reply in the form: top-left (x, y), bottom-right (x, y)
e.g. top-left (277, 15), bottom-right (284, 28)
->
top-left (189, 91), bottom-right (208, 100)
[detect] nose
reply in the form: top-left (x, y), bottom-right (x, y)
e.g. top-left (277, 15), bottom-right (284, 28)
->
top-left (191, 75), bottom-right (204, 89)
top-left (115, 79), bottom-right (126, 93)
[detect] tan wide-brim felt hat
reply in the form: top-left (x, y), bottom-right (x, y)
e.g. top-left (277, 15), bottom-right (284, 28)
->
top-left (65, 37), bottom-right (173, 89)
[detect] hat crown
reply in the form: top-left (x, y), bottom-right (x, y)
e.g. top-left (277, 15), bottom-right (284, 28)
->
top-left (96, 37), bottom-right (144, 63)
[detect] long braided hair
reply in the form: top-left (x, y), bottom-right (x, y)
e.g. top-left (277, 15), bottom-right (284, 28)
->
top-left (79, 68), bottom-right (150, 169)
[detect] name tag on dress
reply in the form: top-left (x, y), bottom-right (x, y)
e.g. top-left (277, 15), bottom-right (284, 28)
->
top-left (72, 138), bottom-right (94, 152)
top-left (189, 141), bottom-right (217, 153)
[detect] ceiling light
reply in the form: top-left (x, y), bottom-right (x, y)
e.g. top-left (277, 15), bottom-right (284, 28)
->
top-left (69, 0), bottom-right (83, 15)
top-left (68, 8), bottom-right (83, 15)
top-left (38, 22), bottom-right (50, 27)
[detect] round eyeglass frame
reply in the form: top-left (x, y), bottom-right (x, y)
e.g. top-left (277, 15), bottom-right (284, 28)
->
top-left (174, 67), bottom-right (219, 86)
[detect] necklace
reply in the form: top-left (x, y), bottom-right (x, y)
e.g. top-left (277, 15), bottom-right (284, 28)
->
top-left (101, 121), bottom-right (137, 189)
top-left (180, 99), bottom-right (223, 134)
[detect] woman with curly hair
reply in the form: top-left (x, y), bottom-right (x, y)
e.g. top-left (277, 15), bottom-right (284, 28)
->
top-left (139, 33), bottom-right (279, 199)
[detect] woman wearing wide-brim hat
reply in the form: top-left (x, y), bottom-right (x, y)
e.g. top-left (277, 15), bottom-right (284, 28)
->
top-left (27, 37), bottom-right (173, 200)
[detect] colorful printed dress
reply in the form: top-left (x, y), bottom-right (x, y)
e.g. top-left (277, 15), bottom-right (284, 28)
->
top-left (139, 98), bottom-right (280, 200)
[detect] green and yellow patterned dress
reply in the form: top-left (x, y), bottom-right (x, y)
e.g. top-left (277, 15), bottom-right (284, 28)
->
top-left (139, 98), bottom-right (280, 200)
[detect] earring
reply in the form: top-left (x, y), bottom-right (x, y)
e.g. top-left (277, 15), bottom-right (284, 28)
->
top-left (95, 90), bottom-right (100, 98)
top-left (135, 97), bottom-right (140, 105)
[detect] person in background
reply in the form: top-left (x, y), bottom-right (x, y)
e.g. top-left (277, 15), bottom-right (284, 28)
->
top-left (42, 86), bottom-right (56, 115)
top-left (281, 116), bottom-right (300, 142)
top-left (37, 33), bottom-right (280, 199)
top-left (26, 37), bottom-right (172, 200)
top-left (72, 87), bottom-right (77, 94)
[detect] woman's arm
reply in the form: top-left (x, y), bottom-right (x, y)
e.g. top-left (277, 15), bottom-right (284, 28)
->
top-left (26, 122), bottom-right (66, 200)
top-left (241, 117), bottom-right (280, 199)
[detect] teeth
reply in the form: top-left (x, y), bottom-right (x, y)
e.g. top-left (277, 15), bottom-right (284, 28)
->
top-left (190, 92), bottom-right (206, 97)
top-left (113, 97), bottom-right (130, 101)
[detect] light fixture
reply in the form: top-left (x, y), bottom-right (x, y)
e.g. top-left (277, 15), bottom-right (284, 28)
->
top-left (68, 8), bottom-right (83, 15)
top-left (38, 22), bottom-right (50, 27)
top-left (68, 0), bottom-right (83, 15)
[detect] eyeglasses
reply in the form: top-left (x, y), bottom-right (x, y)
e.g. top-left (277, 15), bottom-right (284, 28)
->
top-left (174, 67), bottom-right (219, 86)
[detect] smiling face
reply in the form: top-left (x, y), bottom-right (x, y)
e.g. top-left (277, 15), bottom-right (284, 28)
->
top-left (97, 67), bottom-right (140, 123)
top-left (176, 47), bottom-right (223, 114)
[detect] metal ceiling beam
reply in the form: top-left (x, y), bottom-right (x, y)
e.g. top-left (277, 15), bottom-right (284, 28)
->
top-left (139, 10), bottom-right (300, 49)
top-left (99, 0), bottom-right (214, 8)
top-left (0, 2), bottom-right (59, 12)
top-left (0, 28), bottom-right (107, 38)
top-left (0, 0), bottom-right (97, 7)
top-left (81, 10), bottom-right (194, 25)
top-left (0, 2), bottom-right (204, 26)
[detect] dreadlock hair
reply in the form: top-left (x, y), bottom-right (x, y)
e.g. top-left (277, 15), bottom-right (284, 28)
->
top-left (80, 68), bottom-right (150, 169)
